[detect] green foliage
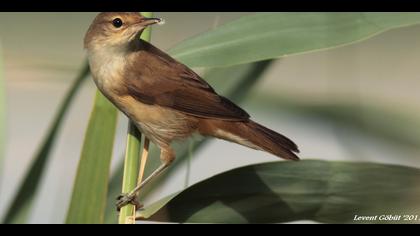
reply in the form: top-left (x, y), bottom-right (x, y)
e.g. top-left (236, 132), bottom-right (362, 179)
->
top-left (2, 63), bottom-right (89, 224)
top-left (170, 13), bottom-right (420, 67)
top-left (65, 91), bottom-right (118, 224)
top-left (157, 160), bottom-right (420, 223)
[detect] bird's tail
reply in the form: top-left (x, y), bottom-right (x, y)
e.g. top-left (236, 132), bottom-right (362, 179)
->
top-left (206, 120), bottom-right (300, 161)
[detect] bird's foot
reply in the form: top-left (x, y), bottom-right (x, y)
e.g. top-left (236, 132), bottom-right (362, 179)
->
top-left (116, 193), bottom-right (143, 211)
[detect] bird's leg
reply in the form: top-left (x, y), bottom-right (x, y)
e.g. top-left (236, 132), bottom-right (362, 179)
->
top-left (137, 138), bottom-right (150, 185)
top-left (116, 147), bottom-right (175, 211)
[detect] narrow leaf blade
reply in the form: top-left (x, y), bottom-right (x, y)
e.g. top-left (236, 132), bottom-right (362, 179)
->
top-left (65, 91), bottom-right (117, 224)
top-left (170, 13), bottom-right (420, 67)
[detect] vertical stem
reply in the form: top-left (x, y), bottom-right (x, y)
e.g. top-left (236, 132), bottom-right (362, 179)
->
top-left (118, 12), bottom-right (154, 224)
top-left (118, 124), bottom-right (141, 224)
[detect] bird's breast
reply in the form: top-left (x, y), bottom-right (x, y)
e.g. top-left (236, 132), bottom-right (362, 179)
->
top-left (88, 49), bottom-right (127, 96)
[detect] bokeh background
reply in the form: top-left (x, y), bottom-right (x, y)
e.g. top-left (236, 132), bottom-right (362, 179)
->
top-left (1, 12), bottom-right (420, 223)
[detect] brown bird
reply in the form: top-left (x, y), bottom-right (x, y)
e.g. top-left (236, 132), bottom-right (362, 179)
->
top-left (84, 12), bottom-right (299, 210)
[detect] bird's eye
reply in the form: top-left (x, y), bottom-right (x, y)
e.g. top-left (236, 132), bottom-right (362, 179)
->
top-left (112, 18), bottom-right (123, 28)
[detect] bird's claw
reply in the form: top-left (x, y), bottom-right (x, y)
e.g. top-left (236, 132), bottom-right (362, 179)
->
top-left (116, 194), bottom-right (143, 211)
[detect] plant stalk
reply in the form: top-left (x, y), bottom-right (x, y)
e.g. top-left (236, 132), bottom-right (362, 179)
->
top-left (118, 12), bottom-right (153, 224)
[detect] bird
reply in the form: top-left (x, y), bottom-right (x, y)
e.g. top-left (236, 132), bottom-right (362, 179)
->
top-left (84, 12), bottom-right (300, 210)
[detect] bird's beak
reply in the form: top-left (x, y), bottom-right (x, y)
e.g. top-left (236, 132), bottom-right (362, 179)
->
top-left (138, 17), bottom-right (163, 27)
top-left (127, 17), bottom-right (163, 41)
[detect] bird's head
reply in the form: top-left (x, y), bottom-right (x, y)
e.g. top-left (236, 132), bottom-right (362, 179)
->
top-left (84, 12), bottom-right (162, 52)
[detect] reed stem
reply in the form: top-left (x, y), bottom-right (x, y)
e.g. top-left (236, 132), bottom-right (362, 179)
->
top-left (118, 12), bottom-right (154, 224)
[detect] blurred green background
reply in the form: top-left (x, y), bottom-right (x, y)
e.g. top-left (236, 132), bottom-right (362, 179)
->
top-left (1, 12), bottom-right (420, 223)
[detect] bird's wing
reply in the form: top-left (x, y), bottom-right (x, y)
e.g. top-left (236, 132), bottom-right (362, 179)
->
top-left (123, 43), bottom-right (250, 121)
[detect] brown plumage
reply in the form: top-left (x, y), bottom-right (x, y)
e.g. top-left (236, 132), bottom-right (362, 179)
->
top-left (121, 40), bottom-right (299, 160)
top-left (84, 12), bottom-right (299, 209)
